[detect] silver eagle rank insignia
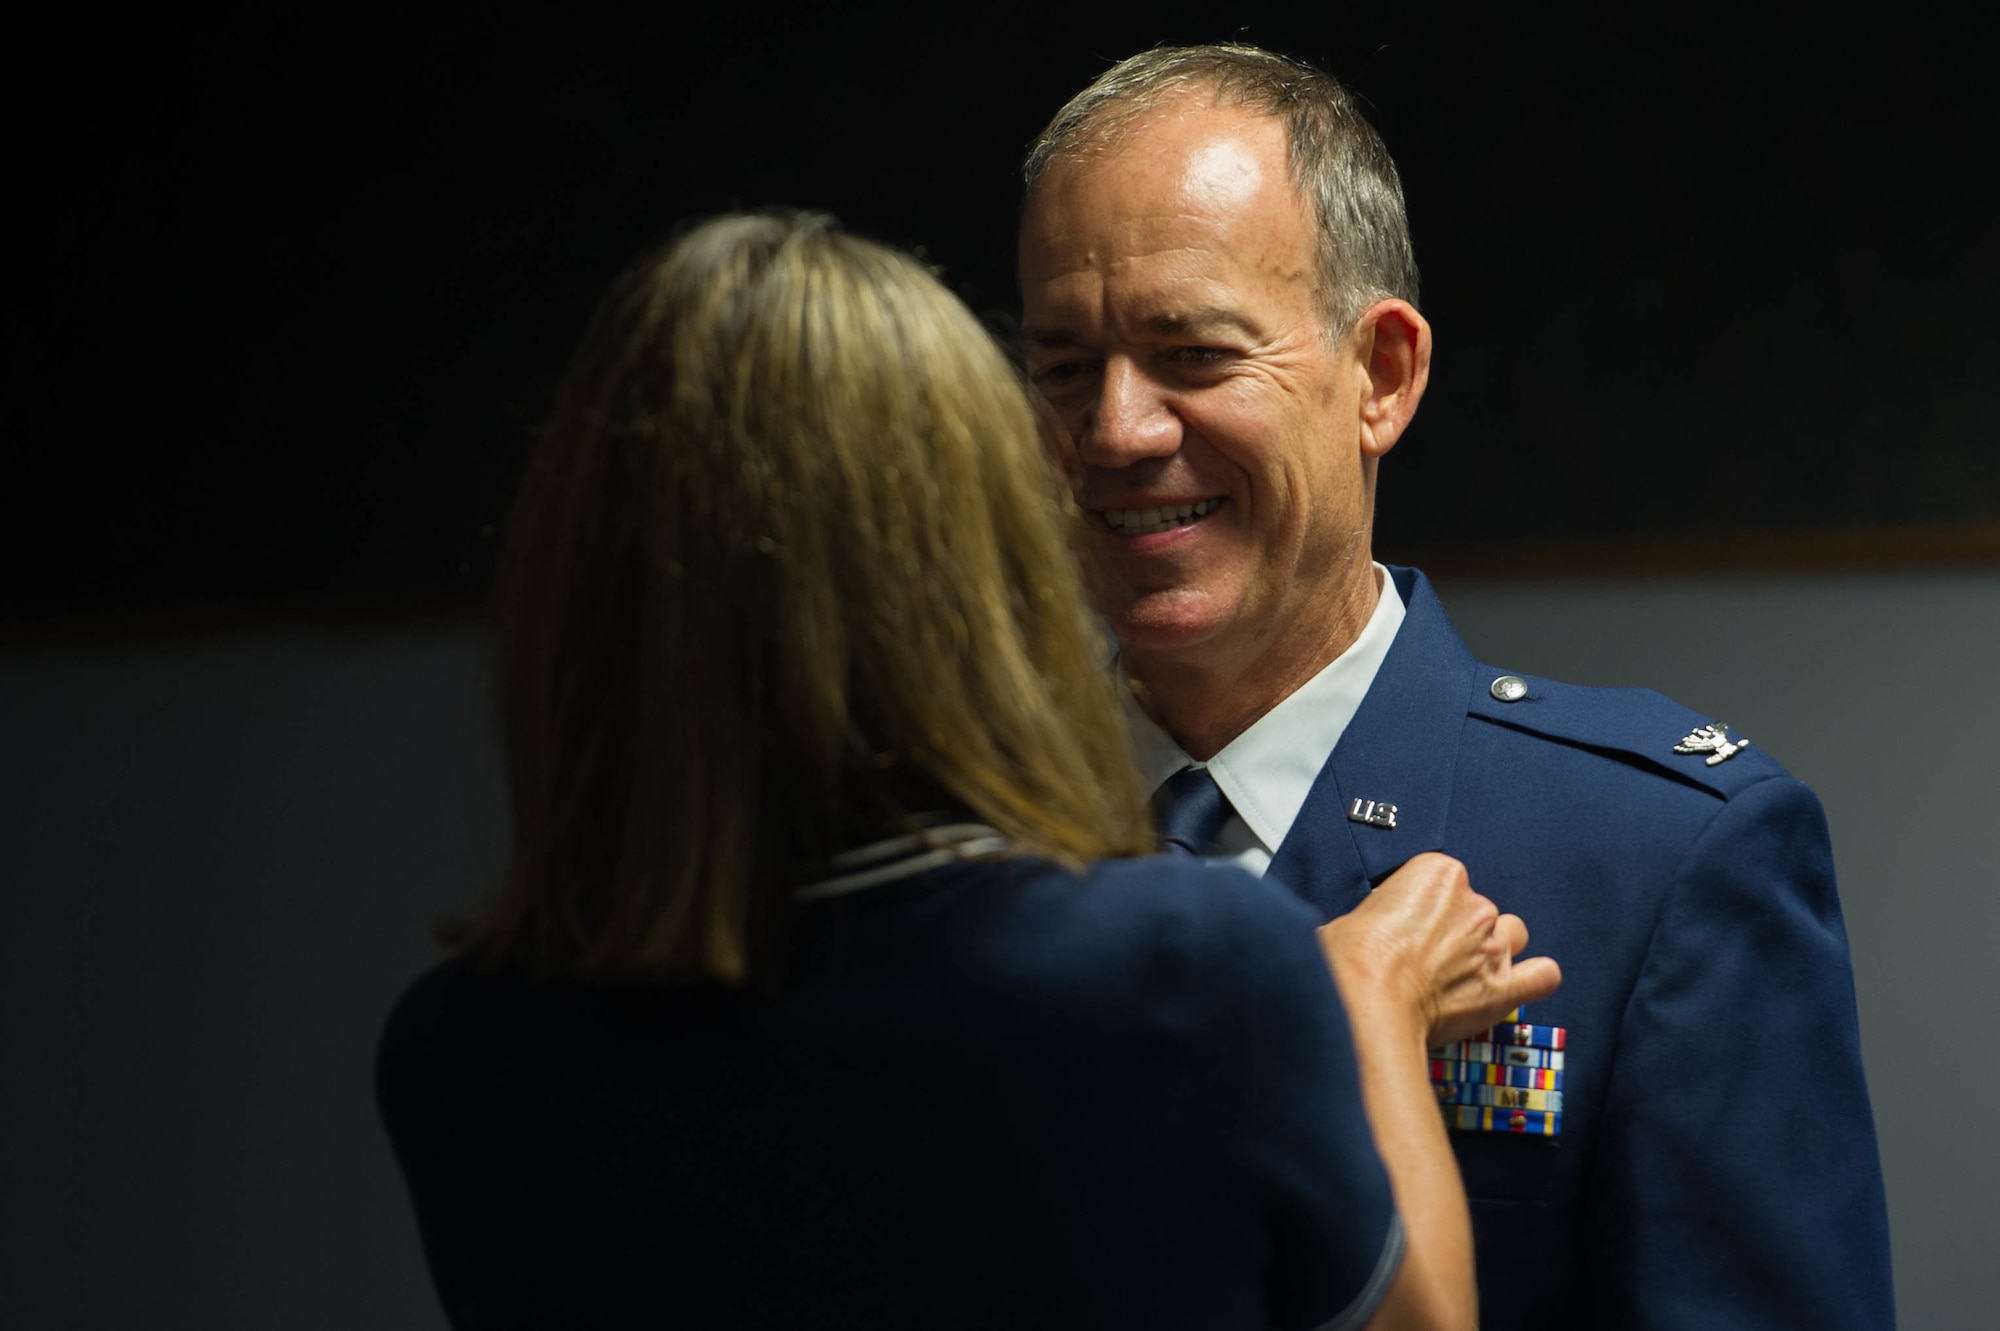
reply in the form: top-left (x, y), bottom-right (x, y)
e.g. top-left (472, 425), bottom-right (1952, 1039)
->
top-left (1674, 721), bottom-right (1749, 766)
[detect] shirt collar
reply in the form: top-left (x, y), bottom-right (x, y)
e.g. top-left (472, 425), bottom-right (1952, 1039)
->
top-left (1122, 564), bottom-right (1406, 858)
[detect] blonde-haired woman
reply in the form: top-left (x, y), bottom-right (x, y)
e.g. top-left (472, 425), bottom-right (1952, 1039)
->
top-left (377, 213), bottom-right (1556, 1330)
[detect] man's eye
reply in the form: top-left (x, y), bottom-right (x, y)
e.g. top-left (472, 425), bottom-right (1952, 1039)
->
top-left (1173, 346), bottom-right (1233, 366)
top-left (1032, 361), bottom-right (1090, 387)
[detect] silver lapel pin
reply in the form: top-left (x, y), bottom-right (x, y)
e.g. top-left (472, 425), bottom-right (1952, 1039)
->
top-left (1348, 798), bottom-right (1399, 829)
top-left (1674, 721), bottom-right (1749, 766)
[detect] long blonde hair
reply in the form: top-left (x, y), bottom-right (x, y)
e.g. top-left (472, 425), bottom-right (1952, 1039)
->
top-left (465, 213), bottom-right (1151, 983)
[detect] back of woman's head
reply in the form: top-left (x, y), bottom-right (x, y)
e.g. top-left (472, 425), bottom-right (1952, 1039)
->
top-left (471, 213), bottom-right (1150, 983)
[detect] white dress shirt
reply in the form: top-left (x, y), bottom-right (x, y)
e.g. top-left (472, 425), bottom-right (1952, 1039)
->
top-left (1123, 565), bottom-right (1406, 877)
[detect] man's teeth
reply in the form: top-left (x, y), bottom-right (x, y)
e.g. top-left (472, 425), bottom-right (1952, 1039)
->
top-left (1102, 499), bottom-right (1219, 535)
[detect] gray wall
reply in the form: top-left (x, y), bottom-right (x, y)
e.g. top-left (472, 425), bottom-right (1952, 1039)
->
top-left (3, 569), bottom-right (1994, 1328)
top-left (0, 630), bottom-right (496, 1330)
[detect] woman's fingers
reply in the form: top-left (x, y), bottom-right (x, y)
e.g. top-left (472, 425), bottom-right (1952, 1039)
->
top-left (1435, 953), bottom-right (1564, 1045)
top-left (1422, 908), bottom-right (1564, 1047)
top-left (1508, 955), bottom-right (1563, 1008)
top-left (1322, 852), bottom-right (1563, 1048)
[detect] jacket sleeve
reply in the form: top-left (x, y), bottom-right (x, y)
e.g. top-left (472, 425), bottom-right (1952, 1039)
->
top-left (1586, 775), bottom-right (1894, 1326)
top-left (1230, 879), bottom-right (1404, 1331)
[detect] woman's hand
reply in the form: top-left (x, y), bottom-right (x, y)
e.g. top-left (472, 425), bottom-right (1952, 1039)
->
top-left (1317, 852), bottom-right (1561, 1050)
top-left (1315, 854), bottom-right (1559, 1328)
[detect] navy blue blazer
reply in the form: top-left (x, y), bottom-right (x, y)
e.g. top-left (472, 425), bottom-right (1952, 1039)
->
top-left (378, 854), bottom-right (1400, 1330)
top-left (1268, 565), bottom-right (1894, 1329)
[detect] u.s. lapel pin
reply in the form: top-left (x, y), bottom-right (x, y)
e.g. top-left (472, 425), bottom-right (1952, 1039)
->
top-left (1674, 721), bottom-right (1749, 766)
top-left (1347, 798), bottom-right (1398, 829)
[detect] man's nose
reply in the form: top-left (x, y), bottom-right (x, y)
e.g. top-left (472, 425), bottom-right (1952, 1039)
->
top-left (1079, 359), bottom-right (1178, 467)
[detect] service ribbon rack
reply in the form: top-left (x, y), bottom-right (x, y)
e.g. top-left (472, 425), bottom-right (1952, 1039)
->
top-left (1432, 1009), bottom-right (1567, 1136)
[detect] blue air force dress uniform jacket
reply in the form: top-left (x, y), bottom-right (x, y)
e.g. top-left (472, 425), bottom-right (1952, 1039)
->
top-left (1266, 566), bottom-right (1894, 1329)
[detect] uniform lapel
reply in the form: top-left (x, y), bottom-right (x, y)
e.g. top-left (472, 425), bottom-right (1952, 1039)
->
top-left (1267, 566), bottom-right (1476, 918)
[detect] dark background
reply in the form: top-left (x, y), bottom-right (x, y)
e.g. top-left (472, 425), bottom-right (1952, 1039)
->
top-left (18, 6), bottom-right (1998, 626)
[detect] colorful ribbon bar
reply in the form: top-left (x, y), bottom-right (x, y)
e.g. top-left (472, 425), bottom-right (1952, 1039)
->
top-left (1442, 1105), bottom-right (1562, 1136)
top-left (1430, 1060), bottom-right (1562, 1090)
top-left (1458, 1021), bottom-right (1566, 1050)
top-left (1432, 1041), bottom-right (1566, 1070)
top-left (1434, 1083), bottom-right (1563, 1112)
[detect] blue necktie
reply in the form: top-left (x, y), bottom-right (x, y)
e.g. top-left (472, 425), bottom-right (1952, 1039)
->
top-left (1156, 766), bottom-right (1232, 857)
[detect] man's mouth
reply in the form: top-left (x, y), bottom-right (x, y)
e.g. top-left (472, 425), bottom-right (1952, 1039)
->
top-left (1091, 498), bottom-right (1223, 536)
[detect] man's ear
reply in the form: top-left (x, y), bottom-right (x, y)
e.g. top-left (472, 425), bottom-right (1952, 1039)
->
top-left (1353, 299), bottom-right (1432, 460)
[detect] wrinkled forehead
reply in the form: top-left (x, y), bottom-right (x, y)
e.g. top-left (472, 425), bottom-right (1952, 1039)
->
top-left (1019, 105), bottom-right (1313, 298)
top-left (1029, 90), bottom-right (1290, 201)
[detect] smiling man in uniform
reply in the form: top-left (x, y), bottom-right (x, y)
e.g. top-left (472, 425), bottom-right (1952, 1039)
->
top-left (1017, 44), bottom-right (1893, 1328)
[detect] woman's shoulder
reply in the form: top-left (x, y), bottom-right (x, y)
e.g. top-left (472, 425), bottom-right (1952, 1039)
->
top-left (897, 853), bottom-right (1329, 999)
top-left (983, 853), bottom-right (1321, 938)
top-left (376, 955), bottom-right (520, 1084)
top-left (375, 955), bottom-right (670, 1073)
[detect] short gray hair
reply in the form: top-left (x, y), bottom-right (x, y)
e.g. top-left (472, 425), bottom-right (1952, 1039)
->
top-left (1022, 44), bottom-right (1418, 334)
